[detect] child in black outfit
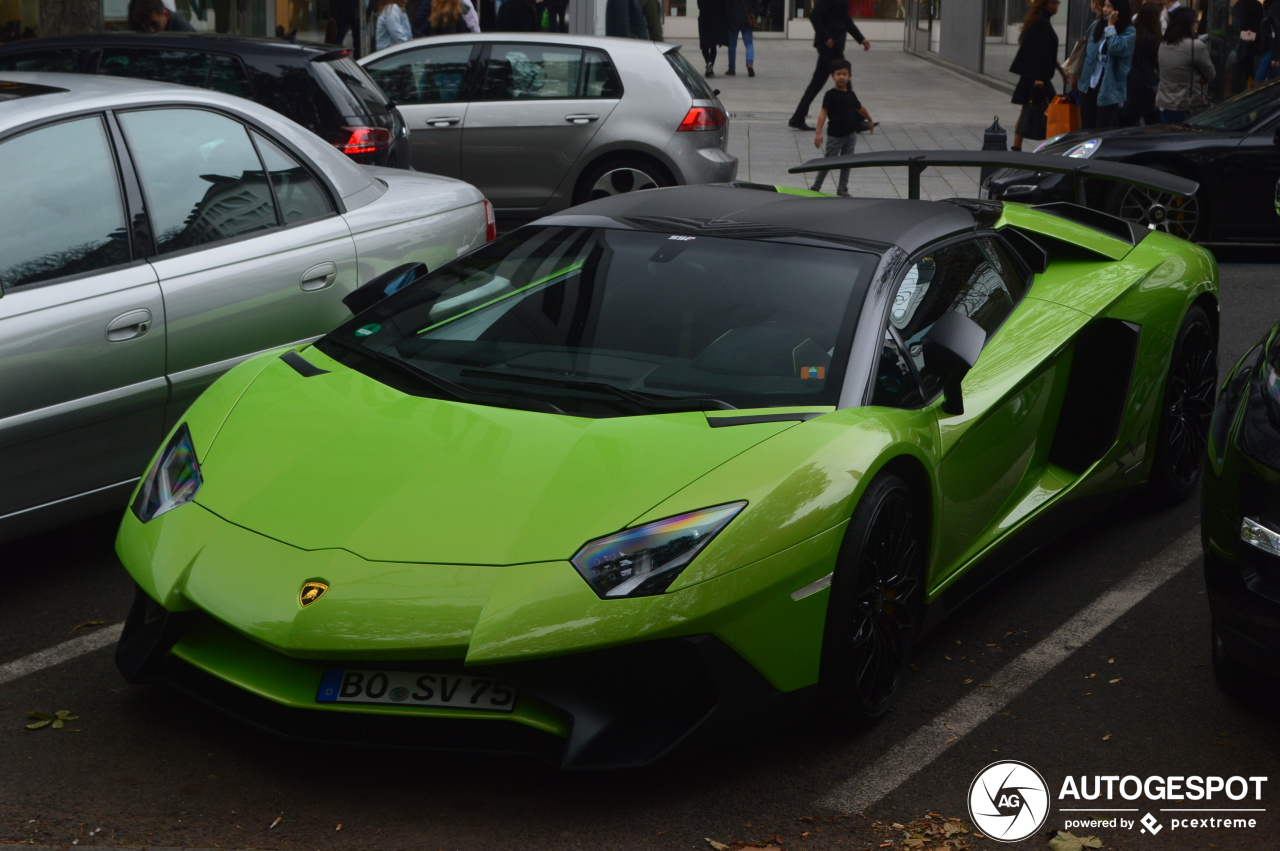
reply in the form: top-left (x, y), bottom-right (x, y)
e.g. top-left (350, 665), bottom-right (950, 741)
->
top-left (811, 58), bottom-right (875, 196)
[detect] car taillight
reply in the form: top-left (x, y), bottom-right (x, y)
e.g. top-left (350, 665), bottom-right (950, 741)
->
top-left (333, 126), bottom-right (393, 156)
top-left (484, 199), bottom-right (496, 241)
top-left (677, 107), bottom-right (725, 132)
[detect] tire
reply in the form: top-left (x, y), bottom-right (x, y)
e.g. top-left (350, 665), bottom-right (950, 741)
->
top-left (574, 157), bottom-right (670, 205)
top-left (1148, 304), bottom-right (1217, 504)
top-left (1106, 165), bottom-right (1207, 242)
top-left (820, 473), bottom-right (925, 725)
top-left (1211, 620), bottom-right (1255, 700)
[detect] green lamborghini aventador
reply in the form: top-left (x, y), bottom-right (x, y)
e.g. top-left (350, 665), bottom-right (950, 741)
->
top-left (115, 155), bottom-right (1219, 768)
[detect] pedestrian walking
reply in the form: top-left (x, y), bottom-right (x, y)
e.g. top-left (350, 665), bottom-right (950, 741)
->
top-left (726, 0), bottom-right (755, 76)
top-left (1008, 0), bottom-right (1067, 149)
top-left (810, 58), bottom-right (874, 195)
top-left (788, 0), bottom-right (870, 130)
top-left (698, 0), bottom-right (729, 76)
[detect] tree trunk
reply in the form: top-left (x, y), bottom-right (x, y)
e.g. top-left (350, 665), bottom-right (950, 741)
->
top-left (39, 0), bottom-right (104, 37)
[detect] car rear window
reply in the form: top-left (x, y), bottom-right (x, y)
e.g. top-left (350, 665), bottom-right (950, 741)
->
top-left (313, 54), bottom-right (393, 117)
top-left (665, 48), bottom-right (716, 101)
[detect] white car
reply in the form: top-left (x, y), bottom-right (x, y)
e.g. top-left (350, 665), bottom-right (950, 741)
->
top-left (0, 73), bottom-right (494, 543)
top-left (361, 34), bottom-right (737, 219)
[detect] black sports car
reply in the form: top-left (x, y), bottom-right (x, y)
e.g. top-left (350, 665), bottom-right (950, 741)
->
top-left (986, 80), bottom-right (1280, 244)
top-left (1203, 320), bottom-right (1280, 696)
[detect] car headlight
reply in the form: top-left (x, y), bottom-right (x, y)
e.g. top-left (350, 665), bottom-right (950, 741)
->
top-left (1062, 139), bottom-right (1101, 158)
top-left (571, 502), bottom-right (746, 598)
top-left (131, 424), bottom-right (202, 523)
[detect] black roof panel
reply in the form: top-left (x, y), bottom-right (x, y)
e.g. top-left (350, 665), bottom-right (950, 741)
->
top-left (538, 184), bottom-right (977, 255)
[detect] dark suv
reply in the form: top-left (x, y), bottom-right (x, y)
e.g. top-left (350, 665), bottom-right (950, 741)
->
top-left (0, 34), bottom-right (410, 167)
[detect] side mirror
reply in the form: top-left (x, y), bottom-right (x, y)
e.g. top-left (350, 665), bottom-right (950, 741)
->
top-left (922, 311), bottom-right (985, 416)
top-left (343, 262), bottom-right (426, 315)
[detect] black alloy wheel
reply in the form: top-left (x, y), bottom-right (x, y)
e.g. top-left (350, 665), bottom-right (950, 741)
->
top-left (1150, 304), bottom-right (1217, 503)
top-left (821, 473), bottom-right (925, 724)
top-left (1107, 166), bottom-right (1206, 242)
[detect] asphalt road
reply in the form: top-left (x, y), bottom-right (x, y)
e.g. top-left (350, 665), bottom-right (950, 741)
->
top-left (2, 255), bottom-right (1279, 851)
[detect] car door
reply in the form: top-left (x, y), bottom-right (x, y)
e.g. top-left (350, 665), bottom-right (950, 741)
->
top-left (1214, 115), bottom-right (1280, 240)
top-left (115, 106), bottom-right (359, 424)
top-left (880, 236), bottom-right (1071, 582)
top-left (362, 41), bottom-right (475, 177)
top-left (461, 43), bottom-right (620, 209)
top-left (0, 114), bottom-right (167, 524)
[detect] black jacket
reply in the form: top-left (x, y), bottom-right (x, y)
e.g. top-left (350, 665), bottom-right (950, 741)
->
top-left (809, 0), bottom-right (866, 51)
top-left (1009, 16), bottom-right (1058, 81)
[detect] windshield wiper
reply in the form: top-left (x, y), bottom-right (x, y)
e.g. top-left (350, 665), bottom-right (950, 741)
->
top-left (459, 368), bottom-right (737, 413)
top-left (322, 337), bottom-right (565, 415)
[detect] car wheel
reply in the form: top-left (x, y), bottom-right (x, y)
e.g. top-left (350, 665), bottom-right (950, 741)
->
top-left (1107, 165), bottom-right (1207, 242)
top-left (1211, 620), bottom-right (1255, 700)
top-left (575, 158), bottom-right (669, 204)
top-left (820, 473), bottom-right (925, 725)
top-left (1149, 304), bottom-right (1216, 504)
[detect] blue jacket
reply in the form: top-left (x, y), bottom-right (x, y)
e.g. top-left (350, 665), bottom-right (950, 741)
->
top-left (1080, 23), bottom-right (1136, 106)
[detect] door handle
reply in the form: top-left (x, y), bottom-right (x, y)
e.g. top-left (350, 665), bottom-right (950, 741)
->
top-left (564, 114), bottom-right (600, 124)
top-left (425, 116), bottom-right (462, 127)
top-left (105, 308), bottom-right (152, 342)
top-left (300, 262), bottom-right (338, 292)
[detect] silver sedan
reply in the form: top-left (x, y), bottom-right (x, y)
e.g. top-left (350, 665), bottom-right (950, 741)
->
top-left (0, 73), bottom-right (494, 543)
top-left (361, 34), bottom-right (738, 219)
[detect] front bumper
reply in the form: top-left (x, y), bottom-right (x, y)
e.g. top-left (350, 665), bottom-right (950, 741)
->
top-left (1202, 348), bottom-right (1280, 680)
top-left (116, 585), bottom-right (799, 768)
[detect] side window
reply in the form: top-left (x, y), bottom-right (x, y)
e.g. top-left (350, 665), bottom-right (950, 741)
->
top-left (209, 55), bottom-right (252, 99)
top-left (98, 48), bottom-right (212, 89)
top-left (582, 49), bottom-right (622, 98)
top-left (481, 44), bottom-right (583, 100)
top-left (252, 132), bottom-right (332, 224)
top-left (872, 329), bottom-right (925, 408)
top-left (0, 116), bottom-right (130, 290)
top-left (119, 108), bottom-right (277, 254)
top-left (365, 44), bottom-right (472, 105)
top-left (0, 48), bottom-right (81, 72)
top-left (890, 238), bottom-right (1026, 380)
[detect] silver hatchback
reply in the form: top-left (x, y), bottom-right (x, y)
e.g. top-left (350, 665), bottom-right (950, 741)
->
top-left (0, 73), bottom-right (493, 543)
top-left (361, 34), bottom-right (737, 219)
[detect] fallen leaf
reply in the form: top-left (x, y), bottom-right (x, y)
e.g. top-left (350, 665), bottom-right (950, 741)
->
top-left (705, 839), bottom-right (729, 851)
top-left (963, 678), bottom-right (974, 684)
top-left (69, 620), bottom-right (109, 636)
top-left (1048, 830), bottom-right (1104, 851)
top-left (1102, 733), bottom-right (1112, 740)
top-left (1108, 658), bottom-right (1115, 663)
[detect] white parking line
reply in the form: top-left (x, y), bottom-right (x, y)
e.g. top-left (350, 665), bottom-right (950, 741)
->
top-left (0, 623), bottom-right (124, 687)
top-left (817, 527), bottom-right (1202, 814)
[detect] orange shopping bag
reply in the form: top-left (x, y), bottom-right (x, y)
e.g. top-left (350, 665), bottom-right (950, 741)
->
top-left (1045, 93), bottom-right (1081, 138)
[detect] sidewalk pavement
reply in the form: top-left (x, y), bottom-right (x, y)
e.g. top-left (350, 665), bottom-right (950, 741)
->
top-left (669, 37), bottom-right (1018, 200)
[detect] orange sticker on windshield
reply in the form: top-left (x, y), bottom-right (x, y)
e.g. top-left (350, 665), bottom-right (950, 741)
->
top-left (800, 367), bottom-right (825, 379)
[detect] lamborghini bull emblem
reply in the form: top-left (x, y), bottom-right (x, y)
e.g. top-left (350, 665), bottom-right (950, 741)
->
top-left (299, 581), bottom-right (329, 607)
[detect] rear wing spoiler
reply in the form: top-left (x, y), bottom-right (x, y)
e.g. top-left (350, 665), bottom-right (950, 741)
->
top-left (787, 150), bottom-right (1198, 203)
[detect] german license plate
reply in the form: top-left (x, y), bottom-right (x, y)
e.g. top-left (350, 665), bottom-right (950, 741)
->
top-left (316, 669), bottom-right (515, 712)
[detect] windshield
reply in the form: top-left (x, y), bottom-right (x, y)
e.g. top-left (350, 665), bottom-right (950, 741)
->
top-left (317, 226), bottom-right (876, 417)
top-left (1187, 80), bottom-right (1280, 131)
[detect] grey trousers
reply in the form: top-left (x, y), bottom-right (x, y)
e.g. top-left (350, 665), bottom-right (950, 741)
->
top-left (810, 132), bottom-right (856, 192)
